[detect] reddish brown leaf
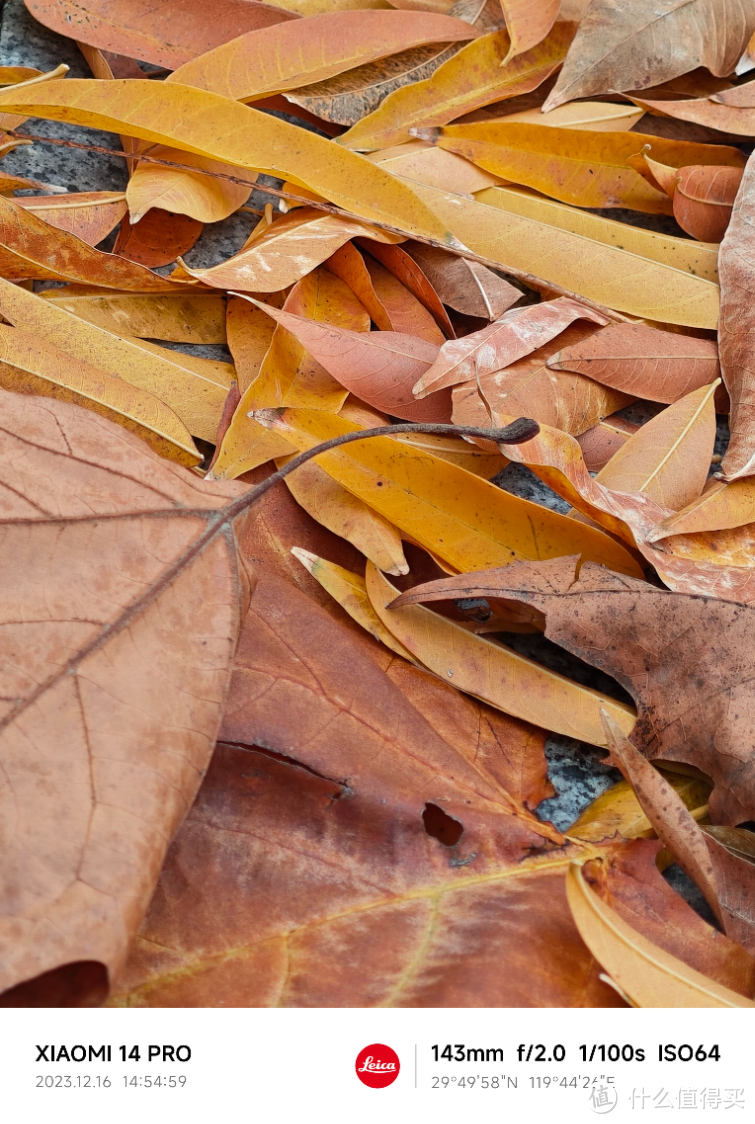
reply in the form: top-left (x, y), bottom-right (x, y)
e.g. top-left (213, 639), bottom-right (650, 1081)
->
top-left (671, 165), bottom-right (742, 242)
top-left (404, 241), bottom-right (522, 320)
top-left (114, 208), bottom-right (203, 268)
top-left (577, 415), bottom-right (639, 472)
top-left (357, 238), bottom-right (456, 338)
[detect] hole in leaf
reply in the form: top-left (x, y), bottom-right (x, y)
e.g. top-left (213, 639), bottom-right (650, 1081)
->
top-left (422, 802), bottom-right (463, 847)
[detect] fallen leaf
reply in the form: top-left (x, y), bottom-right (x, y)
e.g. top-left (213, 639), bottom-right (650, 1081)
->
top-left (670, 165), bottom-right (742, 242)
top-left (543, 0), bottom-right (755, 112)
top-left (226, 295), bottom-right (276, 392)
top-left (700, 829), bottom-right (755, 954)
top-left (16, 191), bottom-right (127, 245)
top-left (0, 276), bottom-right (232, 442)
top-left (0, 79), bottom-right (456, 243)
top-left (361, 251), bottom-right (447, 344)
top-left (629, 93), bottom-right (755, 139)
top-left (0, 193), bottom-right (182, 289)
top-left (650, 479), bottom-right (755, 538)
top-left (0, 323), bottom-right (199, 465)
top-left (404, 241), bottom-right (522, 319)
top-left (497, 99), bottom-right (645, 131)
top-left (358, 238), bottom-right (455, 338)
top-left (547, 322), bottom-right (721, 403)
top-left (244, 297), bottom-right (452, 420)
top-left (125, 147), bottom-right (253, 225)
top-left (718, 151), bottom-right (755, 480)
top-left (278, 457), bottom-right (408, 574)
top-left (325, 241), bottom-right (393, 331)
top-left (369, 138), bottom-right (505, 193)
top-left (393, 429), bottom-right (507, 476)
top-left (569, 770), bottom-right (711, 844)
top-left (41, 287), bottom-right (228, 345)
top-left (566, 865), bottom-right (754, 1007)
top-left (367, 562), bottom-right (636, 744)
top-left (392, 555), bottom-right (755, 822)
top-left (600, 712), bottom-right (722, 923)
top-left (404, 181), bottom-right (721, 326)
top-left (114, 208), bottom-right (203, 268)
top-left (414, 296), bottom-right (609, 398)
top-left (211, 269), bottom-right (369, 479)
top-left (499, 0), bottom-right (560, 62)
top-left (418, 123), bottom-right (676, 213)
top-left (577, 415), bottom-right (639, 473)
top-left (338, 20), bottom-right (573, 151)
top-left (174, 208), bottom-right (402, 293)
top-left (24, 0), bottom-right (300, 69)
top-left (167, 11), bottom-right (479, 100)
top-left (0, 388), bottom-right (246, 1003)
top-left (254, 407), bottom-right (646, 576)
top-left (283, 0), bottom-right (489, 126)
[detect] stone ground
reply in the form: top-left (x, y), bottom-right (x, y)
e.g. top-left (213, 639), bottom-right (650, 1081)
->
top-left (0, 0), bottom-right (716, 922)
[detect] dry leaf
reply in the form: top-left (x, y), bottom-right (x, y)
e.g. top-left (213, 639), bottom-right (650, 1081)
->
top-left (499, 0), bottom-right (560, 62)
top-left (544, 0), bottom-right (755, 111)
top-left (701, 829), bottom-right (755, 954)
top-left (548, 322), bottom-right (721, 403)
top-left (126, 147), bottom-right (253, 225)
top-left (569, 771), bottom-right (711, 844)
top-left (25, 0), bottom-right (300, 69)
top-left (669, 165), bottom-right (742, 242)
top-left (174, 208), bottom-right (402, 293)
top-left (338, 21), bottom-right (573, 151)
top-left (254, 407), bottom-right (646, 577)
top-left (358, 239), bottom-right (455, 338)
top-left (325, 241), bottom-right (393, 331)
top-left (0, 79), bottom-right (456, 243)
top-left (718, 151), bottom-right (755, 480)
top-left (367, 562), bottom-right (635, 744)
top-left (16, 191), bottom-right (127, 246)
top-left (42, 287), bottom-right (227, 345)
top-left (244, 297), bottom-right (452, 421)
top-left (0, 323), bottom-right (199, 465)
top-left (414, 297), bottom-right (609, 397)
top-left (369, 138), bottom-right (504, 193)
top-left (361, 252), bottom-right (447, 344)
top-left (498, 99), bottom-right (644, 131)
top-left (576, 415), bottom-right (639, 472)
top-left (114, 208), bottom-right (203, 268)
top-left (418, 123), bottom-right (676, 213)
top-left (629, 93), bottom-right (755, 138)
top-left (566, 865), bottom-right (754, 1007)
top-left (0, 388), bottom-right (247, 1003)
top-left (226, 295), bottom-right (276, 392)
top-left (392, 556), bottom-right (755, 823)
top-left (167, 11), bottom-right (479, 100)
top-left (404, 241), bottom-right (522, 319)
top-left (650, 479), bottom-right (755, 538)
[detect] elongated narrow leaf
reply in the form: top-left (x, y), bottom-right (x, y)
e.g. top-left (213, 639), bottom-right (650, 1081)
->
top-left (369, 139), bottom-right (504, 193)
top-left (226, 295), bottom-right (276, 392)
top-left (499, 0), bottom-right (560, 62)
top-left (0, 277), bottom-right (231, 442)
top-left (577, 415), bottom-right (639, 473)
top-left (16, 191), bottom-right (126, 246)
top-left (420, 124), bottom-right (675, 213)
top-left (498, 99), bottom-right (644, 131)
top-left (548, 323), bottom-right (721, 403)
top-left (630, 94), bottom-right (755, 138)
top-left (0, 193), bottom-right (181, 289)
top-left (651, 479), bottom-right (755, 539)
top-left (601, 712), bottom-right (721, 922)
top-left (415, 297), bottom-right (609, 397)
top-left (670, 165), bottom-right (742, 242)
top-left (292, 549), bottom-right (418, 662)
top-left (358, 239), bottom-right (455, 338)
top-left (339, 21), bottom-right (573, 151)
top-left (325, 241), bottom-right (392, 331)
top-left (168, 11), bottom-right (478, 100)
top-left (254, 407), bottom-right (645, 577)
top-left (566, 865), bottom-right (755, 1008)
top-left (245, 297), bottom-right (451, 421)
top-left (42, 287), bottom-right (228, 344)
top-left (369, 563), bottom-right (634, 744)
top-left (569, 771), bottom-right (711, 843)
top-left (405, 241), bottom-right (522, 319)
top-left (126, 147), bottom-right (253, 225)
top-left (279, 459), bottom-right (407, 575)
top-left (407, 181), bottom-right (720, 327)
top-left (0, 323), bottom-right (199, 465)
top-left (361, 253), bottom-right (446, 344)
top-left (544, 0), bottom-right (755, 111)
top-left (0, 79), bottom-right (456, 243)
top-left (175, 208), bottom-right (401, 292)
top-left (701, 829), bottom-right (755, 954)
top-left (114, 208), bottom-right (203, 268)
top-left (24, 0), bottom-right (300, 69)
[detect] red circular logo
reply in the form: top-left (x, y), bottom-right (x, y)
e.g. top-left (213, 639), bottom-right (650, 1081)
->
top-left (355, 1044), bottom-right (400, 1088)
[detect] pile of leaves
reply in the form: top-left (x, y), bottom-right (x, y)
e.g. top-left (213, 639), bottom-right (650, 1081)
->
top-left (2, 0), bottom-right (755, 1008)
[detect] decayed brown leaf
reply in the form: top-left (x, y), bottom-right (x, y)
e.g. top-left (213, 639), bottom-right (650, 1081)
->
top-left (404, 241), bottom-right (522, 320)
top-left (392, 556), bottom-right (755, 824)
top-left (544, 0), bottom-right (755, 111)
top-left (0, 389), bottom-right (247, 1004)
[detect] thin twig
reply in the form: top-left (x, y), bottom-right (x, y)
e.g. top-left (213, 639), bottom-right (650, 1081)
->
top-left (12, 130), bottom-right (631, 323)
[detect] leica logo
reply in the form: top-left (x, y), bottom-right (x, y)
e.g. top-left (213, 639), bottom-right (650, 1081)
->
top-left (355, 1044), bottom-right (400, 1088)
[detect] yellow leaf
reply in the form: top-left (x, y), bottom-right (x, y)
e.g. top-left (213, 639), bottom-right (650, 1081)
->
top-left (406, 181), bottom-right (720, 327)
top-left (367, 562), bottom-right (635, 744)
top-left (291, 549), bottom-right (418, 661)
top-left (126, 146), bottom-right (253, 224)
top-left (0, 78), bottom-right (456, 243)
top-left (566, 864), bottom-right (755, 1007)
top-left (496, 100), bottom-right (645, 131)
top-left (569, 772), bottom-right (711, 843)
top-left (253, 407), bottom-right (646, 577)
top-left (651, 478), bottom-right (755, 539)
top-left (280, 458), bottom-right (408, 574)
top-left (41, 287), bottom-right (227, 344)
top-left (16, 191), bottom-right (127, 246)
top-left (0, 323), bottom-right (199, 465)
top-left (368, 139), bottom-right (504, 193)
top-left (0, 277), bottom-right (230, 442)
top-left (173, 207), bottom-right (402, 292)
top-left (393, 430), bottom-right (506, 477)
top-left (167, 11), bottom-right (478, 100)
top-left (338, 21), bottom-right (573, 151)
